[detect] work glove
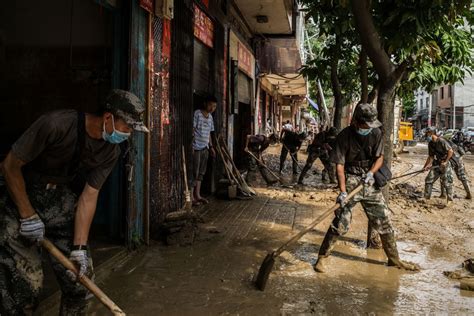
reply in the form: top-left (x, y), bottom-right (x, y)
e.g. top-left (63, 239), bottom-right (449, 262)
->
top-left (67, 249), bottom-right (89, 281)
top-left (363, 171), bottom-right (375, 186)
top-left (336, 191), bottom-right (348, 207)
top-left (19, 214), bottom-right (45, 243)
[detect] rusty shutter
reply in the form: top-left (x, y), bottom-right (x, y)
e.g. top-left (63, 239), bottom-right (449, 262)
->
top-left (238, 71), bottom-right (251, 104)
top-left (193, 39), bottom-right (211, 94)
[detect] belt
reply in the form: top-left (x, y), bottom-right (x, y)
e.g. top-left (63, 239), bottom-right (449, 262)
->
top-left (345, 160), bottom-right (372, 168)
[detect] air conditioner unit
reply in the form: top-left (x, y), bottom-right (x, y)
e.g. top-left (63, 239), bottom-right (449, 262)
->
top-left (155, 0), bottom-right (174, 20)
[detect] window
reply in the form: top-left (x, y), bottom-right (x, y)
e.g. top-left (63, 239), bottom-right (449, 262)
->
top-left (421, 98), bottom-right (424, 109)
top-left (441, 87), bottom-right (444, 99)
top-left (448, 86), bottom-right (452, 98)
top-left (426, 97), bottom-right (430, 109)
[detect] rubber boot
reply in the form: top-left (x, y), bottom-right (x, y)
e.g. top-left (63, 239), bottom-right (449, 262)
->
top-left (321, 169), bottom-right (329, 184)
top-left (446, 184), bottom-right (454, 205)
top-left (313, 230), bottom-right (339, 273)
top-left (380, 233), bottom-right (420, 271)
top-left (462, 181), bottom-right (472, 199)
top-left (424, 183), bottom-right (433, 199)
top-left (298, 164), bottom-right (311, 184)
top-left (439, 184), bottom-right (446, 199)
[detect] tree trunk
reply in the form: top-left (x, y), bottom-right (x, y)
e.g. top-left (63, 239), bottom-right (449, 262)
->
top-left (377, 81), bottom-right (397, 174)
top-left (360, 49), bottom-right (368, 103)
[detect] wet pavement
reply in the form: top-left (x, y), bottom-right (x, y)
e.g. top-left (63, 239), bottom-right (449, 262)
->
top-left (46, 144), bottom-right (474, 315)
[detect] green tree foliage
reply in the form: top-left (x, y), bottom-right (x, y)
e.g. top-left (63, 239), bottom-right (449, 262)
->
top-left (300, 1), bottom-right (365, 129)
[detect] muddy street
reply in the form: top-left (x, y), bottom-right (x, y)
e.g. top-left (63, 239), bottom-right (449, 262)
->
top-left (80, 144), bottom-right (474, 315)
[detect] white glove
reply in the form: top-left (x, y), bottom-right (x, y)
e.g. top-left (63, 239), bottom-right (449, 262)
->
top-left (336, 191), bottom-right (348, 207)
top-left (19, 214), bottom-right (45, 243)
top-left (364, 171), bottom-right (375, 186)
top-left (67, 249), bottom-right (88, 281)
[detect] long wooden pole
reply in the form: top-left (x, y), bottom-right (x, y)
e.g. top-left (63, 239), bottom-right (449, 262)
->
top-left (41, 239), bottom-right (126, 315)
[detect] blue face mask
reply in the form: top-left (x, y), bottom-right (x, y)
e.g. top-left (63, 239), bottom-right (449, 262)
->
top-left (426, 135), bottom-right (433, 142)
top-left (357, 128), bottom-right (373, 136)
top-left (102, 115), bottom-right (131, 144)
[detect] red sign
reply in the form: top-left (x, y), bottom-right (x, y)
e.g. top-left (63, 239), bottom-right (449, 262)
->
top-left (238, 42), bottom-right (252, 76)
top-left (194, 4), bottom-right (214, 48)
top-left (161, 19), bottom-right (171, 126)
top-left (139, 0), bottom-right (153, 13)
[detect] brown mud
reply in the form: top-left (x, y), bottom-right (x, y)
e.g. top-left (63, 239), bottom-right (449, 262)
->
top-left (82, 144), bottom-right (474, 315)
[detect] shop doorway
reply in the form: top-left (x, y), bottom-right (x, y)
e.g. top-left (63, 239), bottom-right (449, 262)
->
top-left (0, 0), bottom-right (127, 243)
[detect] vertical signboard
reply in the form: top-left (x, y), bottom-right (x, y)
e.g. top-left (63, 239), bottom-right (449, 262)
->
top-left (193, 3), bottom-right (214, 48)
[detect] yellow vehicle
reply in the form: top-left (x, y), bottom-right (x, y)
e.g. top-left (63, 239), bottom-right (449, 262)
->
top-left (394, 121), bottom-right (414, 154)
top-left (399, 122), bottom-right (414, 142)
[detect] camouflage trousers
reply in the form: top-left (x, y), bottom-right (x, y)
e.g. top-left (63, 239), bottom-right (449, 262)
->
top-left (424, 162), bottom-right (454, 199)
top-left (440, 157), bottom-right (470, 196)
top-left (329, 174), bottom-right (394, 236)
top-left (451, 156), bottom-right (469, 183)
top-left (298, 148), bottom-right (335, 184)
top-left (0, 183), bottom-right (92, 316)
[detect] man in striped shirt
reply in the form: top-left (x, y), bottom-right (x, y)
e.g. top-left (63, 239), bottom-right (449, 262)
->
top-left (191, 96), bottom-right (216, 205)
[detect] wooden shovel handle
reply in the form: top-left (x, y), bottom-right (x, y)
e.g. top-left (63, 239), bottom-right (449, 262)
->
top-left (182, 146), bottom-right (190, 194)
top-left (273, 184), bottom-right (364, 257)
top-left (40, 239), bottom-right (126, 315)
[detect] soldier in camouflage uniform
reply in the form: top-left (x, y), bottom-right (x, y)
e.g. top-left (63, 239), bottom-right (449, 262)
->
top-left (297, 127), bottom-right (338, 185)
top-left (439, 140), bottom-right (472, 200)
top-left (313, 103), bottom-right (419, 273)
top-left (422, 127), bottom-right (455, 203)
top-left (0, 90), bottom-right (148, 315)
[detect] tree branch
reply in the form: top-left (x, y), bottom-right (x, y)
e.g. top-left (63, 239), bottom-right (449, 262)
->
top-left (368, 81), bottom-right (379, 104)
top-left (351, 0), bottom-right (394, 81)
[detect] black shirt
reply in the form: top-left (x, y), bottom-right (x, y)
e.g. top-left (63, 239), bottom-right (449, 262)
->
top-left (12, 110), bottom-right (120, 189)
top-left (428, 138), bottom-right (452, 162)
top-left (282, 131), bottom-right (303, 149)
top-left (248, 135), bottom-right (270, 152)
top-left (331, 126), bottom-right (384, 174)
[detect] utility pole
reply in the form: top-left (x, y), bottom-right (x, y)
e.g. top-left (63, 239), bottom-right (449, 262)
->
top-left (428, 92), bottom-right (432, 127)
top-left (451, 85), bottom-right (456, 129)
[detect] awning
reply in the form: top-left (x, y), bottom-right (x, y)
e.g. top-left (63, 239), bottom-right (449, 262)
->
top-left (260, 73), bottom-right (307, 96)
top-left (306, 96), bottom-right (319, 111)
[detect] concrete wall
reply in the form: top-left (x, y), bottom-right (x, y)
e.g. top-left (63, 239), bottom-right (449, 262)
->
top-left (454, 76), bottom-right (474, 127)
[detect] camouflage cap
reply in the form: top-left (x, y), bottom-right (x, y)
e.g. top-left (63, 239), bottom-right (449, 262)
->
top-left (105, 89), bottom-right (149, 133)
top-left (353, 103), bottom-right (382, 128)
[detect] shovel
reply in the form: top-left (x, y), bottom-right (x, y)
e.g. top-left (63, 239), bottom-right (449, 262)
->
top-left (181, 146), bottom-right (192, 211)
top-left (255, 167), bottom-right (432, 291)
top-left (41, 239), bottom-right (126, 315)
top-left (255, 184), bottom-right (363, 291)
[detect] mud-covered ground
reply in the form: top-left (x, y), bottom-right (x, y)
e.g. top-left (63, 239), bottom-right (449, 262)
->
top-left (80, 143), bottom-right (473, 315)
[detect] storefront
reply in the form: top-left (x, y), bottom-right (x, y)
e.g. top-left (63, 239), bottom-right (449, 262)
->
top-left (228, 31), bottom-right (255, 167)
